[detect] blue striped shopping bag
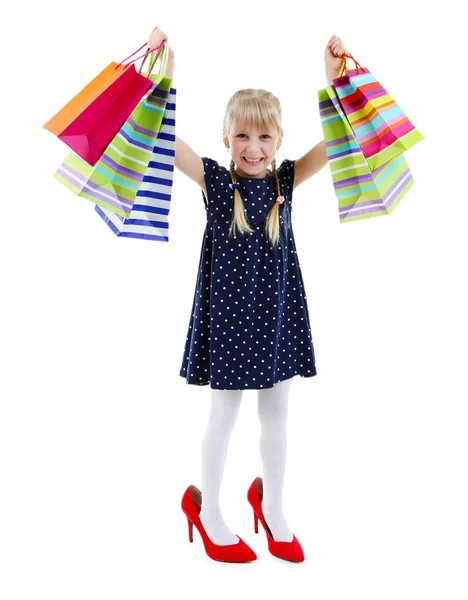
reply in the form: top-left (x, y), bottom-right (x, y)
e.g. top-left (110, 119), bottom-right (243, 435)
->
top-left (94, 86), bottom-right (176, 241)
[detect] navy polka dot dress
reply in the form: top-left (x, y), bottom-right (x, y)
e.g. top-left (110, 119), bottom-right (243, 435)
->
top-left (179, 157), bottom-right (317, 390)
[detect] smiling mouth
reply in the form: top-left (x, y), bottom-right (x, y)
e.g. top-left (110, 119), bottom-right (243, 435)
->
top-left (243, 157), bottom-right (264, 165)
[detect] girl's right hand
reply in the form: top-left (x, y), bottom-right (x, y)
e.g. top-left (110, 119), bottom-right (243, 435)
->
top-left (147, 26), bottom-right (168, 51)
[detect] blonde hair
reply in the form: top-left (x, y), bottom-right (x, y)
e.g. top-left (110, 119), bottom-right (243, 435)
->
top-left (222, 89), bottom-right (285, 248)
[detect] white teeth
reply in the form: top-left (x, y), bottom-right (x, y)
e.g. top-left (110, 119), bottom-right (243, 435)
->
top-left (244, 158), bottom-right (262, 163)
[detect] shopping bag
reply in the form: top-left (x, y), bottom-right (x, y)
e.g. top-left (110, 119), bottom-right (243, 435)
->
top-left (43, 41), bottom-right (168, 166)
top-left (318, 84), bottom-right (415, 223)
top-left (53, 55), bottom-right (172, 218)
top-left (332, 53), bottom-right (424, 171)
top-left (94, 86), bottom-right (176, 241)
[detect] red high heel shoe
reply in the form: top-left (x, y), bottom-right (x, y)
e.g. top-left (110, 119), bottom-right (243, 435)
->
top-left (247, 476), bottom-right (305, 562)
top-left (181, 485), bottom-right (257, 563)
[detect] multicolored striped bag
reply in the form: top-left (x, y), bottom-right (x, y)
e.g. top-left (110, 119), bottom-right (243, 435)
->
top-left (94, 86), bottom-right (176, 241)
top-left (332, 54), bottom-right (424, 171)
top-left (53, 57), bottom-right (172, 218)
top-left (318, 84), bottom-right (415, 223)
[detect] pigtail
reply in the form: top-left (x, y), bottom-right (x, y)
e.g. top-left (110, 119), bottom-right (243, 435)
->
top-left (264, 158), bottom-right (284, 249)
top-left (228, 159), bottom-right (255, 238)
top-left (227, 157), bottom-right (284, 249)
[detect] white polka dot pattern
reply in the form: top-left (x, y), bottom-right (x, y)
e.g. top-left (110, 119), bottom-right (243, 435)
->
top-left (179, 157), bottom-right (317, 390)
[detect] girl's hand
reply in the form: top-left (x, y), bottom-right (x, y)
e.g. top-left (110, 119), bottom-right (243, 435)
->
top-left (324, 34), bottom-right (348, 84)
top-left (147, 26), bottom-right (168, 51)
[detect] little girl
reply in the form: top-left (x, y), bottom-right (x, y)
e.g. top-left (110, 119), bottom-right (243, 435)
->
top-left (147, 27), bottom-right (347, 563)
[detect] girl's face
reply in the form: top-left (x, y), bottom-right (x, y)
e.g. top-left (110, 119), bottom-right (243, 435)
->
top-left (225, 125), bottom-right (282, 178)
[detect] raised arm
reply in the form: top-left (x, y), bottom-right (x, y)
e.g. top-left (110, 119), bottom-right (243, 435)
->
top-left (175, 136), bottom-right (205, 192)
top-left (158, 42), bottom-right (205, 194)
top-left (294, 140), bottom-right (328, 190)
top-left (293, 35), bottom-right (348, 191)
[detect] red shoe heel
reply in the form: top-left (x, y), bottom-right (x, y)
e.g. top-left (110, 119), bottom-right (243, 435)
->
top-left (187, 516), bottom-right (194, 542)
top-left (181, 485), bottom-right (257, 563)
top-left (247, 476), bottom-right (305, 563)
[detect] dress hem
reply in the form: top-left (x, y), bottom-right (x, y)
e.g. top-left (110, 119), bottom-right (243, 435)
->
top-left (178, 369), bottom-right (317, 391)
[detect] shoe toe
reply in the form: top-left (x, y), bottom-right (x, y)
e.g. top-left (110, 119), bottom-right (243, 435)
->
top-left (269, 535), bottom-right (304, 562)
top-left (236, 536), bottom-right (257, 561)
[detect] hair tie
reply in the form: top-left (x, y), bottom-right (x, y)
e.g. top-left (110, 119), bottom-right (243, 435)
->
top-left (229, 182), bottom-right (239, 190)
top-left (276, 195), bottom-right (285, 204)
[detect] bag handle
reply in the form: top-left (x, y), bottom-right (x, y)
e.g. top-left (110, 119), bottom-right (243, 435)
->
top-left (338, 52), bottom-right (366, 77)
top-left (125, 40), bottom-right (167, 72)
top-left (118, 42), bottom-right (148, 66)
top-left (114, 40), bottom-right (167, 77)
top-left (139, 41), bottom-right (169, 78)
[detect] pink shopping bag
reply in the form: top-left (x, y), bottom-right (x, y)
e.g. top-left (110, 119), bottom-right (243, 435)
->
top-left (43, 40), bottom-right (167, 166)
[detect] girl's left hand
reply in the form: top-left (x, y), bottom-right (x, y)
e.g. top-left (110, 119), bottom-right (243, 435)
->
top-left (324, 34), bottom-right (348, 82)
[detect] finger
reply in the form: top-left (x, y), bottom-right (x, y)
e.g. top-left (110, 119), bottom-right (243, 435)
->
top-left (332, 42), bottom-right (344, 55)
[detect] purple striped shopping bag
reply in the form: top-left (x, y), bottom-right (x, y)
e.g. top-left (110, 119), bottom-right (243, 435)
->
top-left (94, 86), bottom-right (176, 241)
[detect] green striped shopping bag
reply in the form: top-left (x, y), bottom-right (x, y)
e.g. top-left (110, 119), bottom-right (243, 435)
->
top-left (318, 84), bottom-right (415, 223)
top-left (332, 53), bottom-right (424, 171)
top-left (94, 86), bottom-right (176, 241)
top-left (54, 51), bottom-right (172, 218)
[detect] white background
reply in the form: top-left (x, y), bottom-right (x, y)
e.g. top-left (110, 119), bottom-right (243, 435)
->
top-left (1, 0), bottom-right (467, 597)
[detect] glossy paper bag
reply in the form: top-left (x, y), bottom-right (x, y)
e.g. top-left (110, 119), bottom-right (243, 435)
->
top-left (332, 53), bottom-right (424, 171)
top-left (318, 83), bottom-right (415, 223)
top-left (95, 86), bottom-right (177, 241)
top-left (53, 70), bottom-right (171, 218)
top-left (44, 41), bottom-right (167, 165)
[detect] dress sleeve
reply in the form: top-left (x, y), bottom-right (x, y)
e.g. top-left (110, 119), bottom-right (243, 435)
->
top-left (277, 159), bottom-right (296, 210)
top-left (200, 156), bottom-right (222, 209)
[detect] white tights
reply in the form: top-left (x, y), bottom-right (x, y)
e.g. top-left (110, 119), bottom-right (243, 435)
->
top-left (198, 378), bottom-right (293, 545)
